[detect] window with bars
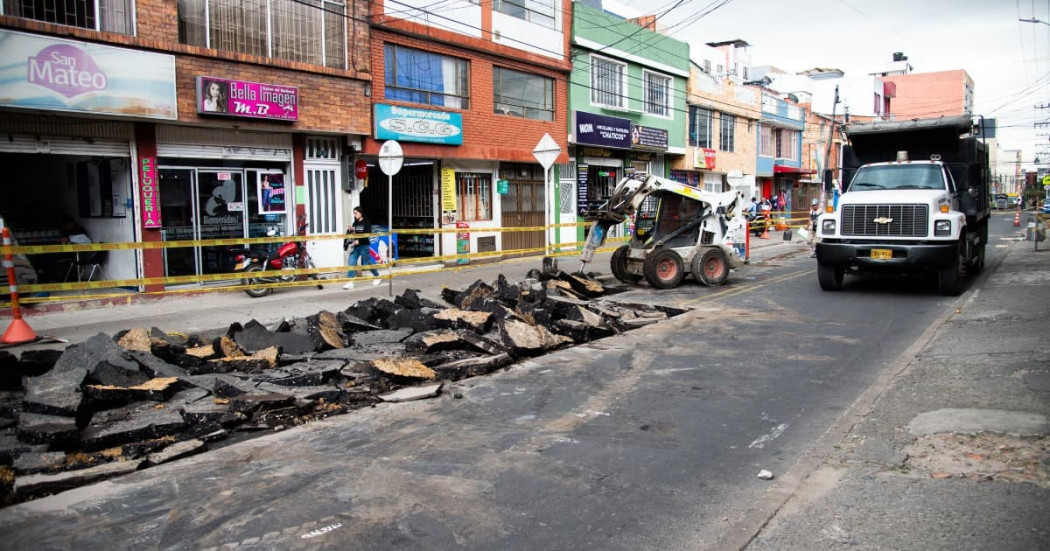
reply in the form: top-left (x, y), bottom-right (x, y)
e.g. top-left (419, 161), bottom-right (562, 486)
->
top-left (591, 55), bottom-right (626, 109)
top-left (385, 44), bottom-right (470, 109)
top-left (493, 0), bottom-right (555, 29)
top-left (457, 172), bottom-right (492, 221)
top-left (720, 113), bottom-right (735, 152)
top-left (4, 0), bottom-right (134, 33)
top-left (759, 124), bottom-right (774, 157)
top-left (177, 0), bottom-right (346, 69)
top-left (643, 70), bottom-right (671, 117)
top-left (689, 105), bottom-right (712, 148)
top-left (493, 67), bottom-right (554, 121)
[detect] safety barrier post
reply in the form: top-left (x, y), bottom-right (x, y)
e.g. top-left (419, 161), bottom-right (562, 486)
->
top-left (2, 227), bottom-right (39, 345)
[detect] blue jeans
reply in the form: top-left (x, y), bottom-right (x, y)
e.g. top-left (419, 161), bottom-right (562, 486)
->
top-left (347, 243), bottom-right (379, 278)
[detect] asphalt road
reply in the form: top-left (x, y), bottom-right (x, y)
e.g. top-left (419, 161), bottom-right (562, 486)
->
top-left (0, 223), bottom-right (1019, 550)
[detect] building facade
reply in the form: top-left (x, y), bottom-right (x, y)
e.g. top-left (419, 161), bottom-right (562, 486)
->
top-left (757, 94), bottom-right (807, 214)
top-left (677, 62), bottom-right (760, 201)
top-left (875, 69), bottom-right (974, 121)
top-left (364, 0), bottom-right (571, 260)
top-left (0, 0), bottom-right (373, 289)
top-left (567, 1), bottom-right (689, 243)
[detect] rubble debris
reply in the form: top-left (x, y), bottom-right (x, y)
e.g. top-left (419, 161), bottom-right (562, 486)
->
top-left (307, 311), bottom-right (347, 351)
top-left (0, 266), bottom-right (688, 509)
top-left (83, 377), bottom-right (184, 403)
top-left (146, 439), bottom-right (205, 466)
top-left (433, 308), bottom-right (492, 334)
top-left (15, 458), bottom-right (143, 498)
top-left (372, 358), bottom-right (436, 380)
top-left (379, 383), bottom-right (443, 403)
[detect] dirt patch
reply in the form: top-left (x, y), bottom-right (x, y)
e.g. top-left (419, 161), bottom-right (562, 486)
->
top-left (902, 432), bottom-right (1050, 487)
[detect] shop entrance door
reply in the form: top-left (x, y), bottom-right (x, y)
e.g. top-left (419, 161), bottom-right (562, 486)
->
top-left (499, 164), bottom-right (545, 255)
top-left (158, 168), bottom-right (246, 281)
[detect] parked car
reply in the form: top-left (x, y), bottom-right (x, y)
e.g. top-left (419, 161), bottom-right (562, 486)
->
top-left (1041, 200), bottom-right (1050, 215)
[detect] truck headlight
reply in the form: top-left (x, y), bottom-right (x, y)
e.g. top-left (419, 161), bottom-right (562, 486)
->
top-left (934, 220), bottom-right (951, 236)
top-left (821, 219), bottom-right (836, 235)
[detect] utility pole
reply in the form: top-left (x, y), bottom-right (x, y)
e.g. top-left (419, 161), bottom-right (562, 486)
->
top-left (822, 85), bottom-right (840, 198)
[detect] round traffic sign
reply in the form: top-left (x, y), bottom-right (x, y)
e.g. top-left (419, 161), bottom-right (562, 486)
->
top-left (378, 140), bottom-right (404, 176)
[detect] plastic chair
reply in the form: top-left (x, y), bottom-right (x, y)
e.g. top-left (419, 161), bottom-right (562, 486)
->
top-left (63, 249), bottom-right (106, 282)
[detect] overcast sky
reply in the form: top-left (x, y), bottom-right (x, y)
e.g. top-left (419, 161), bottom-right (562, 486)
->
top-left (611, 0), bottom-right (1050, 169)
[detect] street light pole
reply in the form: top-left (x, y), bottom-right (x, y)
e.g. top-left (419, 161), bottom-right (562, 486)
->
top-left (822, 84), bottom-right (840, 201)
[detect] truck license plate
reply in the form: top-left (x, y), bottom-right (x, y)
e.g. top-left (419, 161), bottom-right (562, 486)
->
top-left (870, 248), bottom-right (892, 260)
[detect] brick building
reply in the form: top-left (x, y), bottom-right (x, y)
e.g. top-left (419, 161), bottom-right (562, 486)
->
top-left (0, 0), bottom-right (373, 289)
top-left (362, 0), bottom-right (571, 260)
top-left (874, 69), bottom-right (974, 121)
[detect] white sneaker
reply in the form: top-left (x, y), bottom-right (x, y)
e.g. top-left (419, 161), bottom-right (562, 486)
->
top-left (341, 282), bottom-right (354, 290)
top-left (372, 279), bottom-right (382, 286)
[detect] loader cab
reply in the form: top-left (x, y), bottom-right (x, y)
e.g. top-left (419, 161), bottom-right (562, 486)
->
top-left (631, 191), bottom-right (704, 249)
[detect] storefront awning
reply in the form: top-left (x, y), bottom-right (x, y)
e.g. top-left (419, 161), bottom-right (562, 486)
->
top-left (773, 165), bottom-right (817, 175)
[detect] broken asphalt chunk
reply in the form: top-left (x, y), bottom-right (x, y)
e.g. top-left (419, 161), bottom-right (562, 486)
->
top-left (307, 311), bottom-right (347, 351)
top-left (145, 439), bottom-right (205, 467)
top-left (83, 377), bottom-right (185, 403)
top-left (433, 308), bottom-right (492, 334)
top-left (16, 412), bottom-right (78, 447)
top-left (498, 319), bottom-right (572, 357)
top-left (431, 353), bottom-right (513, 380)
top-left (371, 357), bottom-right (436, 380)
top-left (379, 383), bottom-right (443, 403)
top-left (15, 458), bottom-right (144, 499)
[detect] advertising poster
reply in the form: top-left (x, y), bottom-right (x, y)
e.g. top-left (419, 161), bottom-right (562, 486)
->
top-left (441, 167), bottom-right (457, 224)
top-left (258, 173), bottom-right (287, 213)
top-left (456, 222), bottom-right (470, 265)
top-left (197, 76), bottom-right (299, 121)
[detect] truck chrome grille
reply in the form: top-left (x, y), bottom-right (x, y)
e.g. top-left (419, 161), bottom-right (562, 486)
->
top-left (841, 204), bottom-right (928, 237)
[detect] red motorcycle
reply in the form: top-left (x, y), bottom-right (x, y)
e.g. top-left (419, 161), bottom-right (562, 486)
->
top-left (230, 215), bottom-right (323, 298)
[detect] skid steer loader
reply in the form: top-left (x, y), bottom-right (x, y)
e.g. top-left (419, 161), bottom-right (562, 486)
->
top-left (575, 173), bottom-right (749, 289)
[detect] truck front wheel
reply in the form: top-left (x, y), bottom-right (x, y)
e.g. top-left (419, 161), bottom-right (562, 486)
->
top-left (817, 262), bottom-right (844, 291)
top-left (693, 248), bottom-right (729, 286)
top-left (937, 241), bottom-right (966, 296)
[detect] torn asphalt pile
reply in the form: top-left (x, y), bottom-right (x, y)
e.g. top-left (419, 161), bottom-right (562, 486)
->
top-left (0, 270), bottom-right (682, 506)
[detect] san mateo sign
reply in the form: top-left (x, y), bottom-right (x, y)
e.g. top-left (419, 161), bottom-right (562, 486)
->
top-left (0, 29), bottom-right (176, 119)
top-left (374, 104), bottom-right (463, 145)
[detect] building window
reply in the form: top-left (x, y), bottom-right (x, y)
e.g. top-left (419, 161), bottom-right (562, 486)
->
top-left (591, 54), bottom-right (626, 109)
top-left (759, 124), bottom-right (774, 157)
top-left (458, 172), bottom-right (492, 221)
top-left (689, 106), bottom-right (712, 148)
top-left (773, 128), bottom-right (798, 161)
top-left (493, 67), bottom-right (554, 121)
top-left (178, 0), bottom-right (346, 68)
top-left (703, 60), bottom-right (712, 74)
top-left (493, 0), bottom-right (555, 29)
top-left (4, 0), bottom-right (134, 33)
top-left (643, 70), bottom-right (671, 117)
top-left (384, 44), bottom-right (470, 109)
top-left (720, 114), bottom-right (735, 152)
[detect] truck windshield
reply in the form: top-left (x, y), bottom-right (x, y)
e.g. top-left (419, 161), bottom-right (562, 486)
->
top-left (847, 165), bottom-right (945, 192)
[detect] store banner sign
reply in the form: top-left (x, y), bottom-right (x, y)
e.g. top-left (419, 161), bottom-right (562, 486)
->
top-left (694, 148), bottom-right (717, 170)
top-left (0, 29), bottom-right (176, 119)
top-left (440, 167), bottom-right (458, 224)
top-left (139, 157), bottom-right (162, 229)
top-left (575, 111), bottom-right (631, 149)
top-left (197, 76), bottom-right (299, 121)
top-left (577, 164), bottom-right (589, 216)
top-left (631, 124), bottom-right (669, 151)
top-left (375, 104), bottom-right (463, 145)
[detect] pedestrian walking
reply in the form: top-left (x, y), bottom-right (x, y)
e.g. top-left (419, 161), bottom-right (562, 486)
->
top-left (342, 207), bottom-right (381, 290)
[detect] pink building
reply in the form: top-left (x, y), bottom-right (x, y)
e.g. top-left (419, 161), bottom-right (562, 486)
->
top-left (874, 69), bottom-right (974, 121)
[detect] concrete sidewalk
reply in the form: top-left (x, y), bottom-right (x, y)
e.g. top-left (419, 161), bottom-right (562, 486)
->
top-left (2, 236), bottom-right (801, 351)
top-left (745, 237), bottom-right (1050, 549)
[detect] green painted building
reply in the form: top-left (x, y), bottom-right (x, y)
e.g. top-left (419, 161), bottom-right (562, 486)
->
top-left (563, 1), bottom-right (690, 244)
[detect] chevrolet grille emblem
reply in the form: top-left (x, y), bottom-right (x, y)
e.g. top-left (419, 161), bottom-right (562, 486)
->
top-left (873, 217), bottom-right (894, 224)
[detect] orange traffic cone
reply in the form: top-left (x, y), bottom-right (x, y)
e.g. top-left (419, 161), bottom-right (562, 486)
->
top-left (2, 227), bottom-right (39, 346)
top-left (1014, 210), bottom-right (1020, 227)
top-left (760, 223), bottom-right (770, 240)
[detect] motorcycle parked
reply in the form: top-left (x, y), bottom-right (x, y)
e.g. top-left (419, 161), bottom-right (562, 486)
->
top-left (230, 215), bottom-right (323, 298)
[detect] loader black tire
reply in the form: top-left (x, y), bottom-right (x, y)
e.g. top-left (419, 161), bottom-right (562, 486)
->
top-left (644, 247), bottom-right (685, 289)
top-left (693, 248), bottom-right (729, 286)
top-left (610, 245), bottom-right (642, 283)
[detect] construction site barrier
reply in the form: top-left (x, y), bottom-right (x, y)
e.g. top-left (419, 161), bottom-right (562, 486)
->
top-left (1, 221), bottom-right (634, 307)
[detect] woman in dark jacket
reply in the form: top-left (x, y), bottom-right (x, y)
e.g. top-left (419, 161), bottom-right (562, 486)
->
top-left (342, 207), bottom-right (380, 289)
